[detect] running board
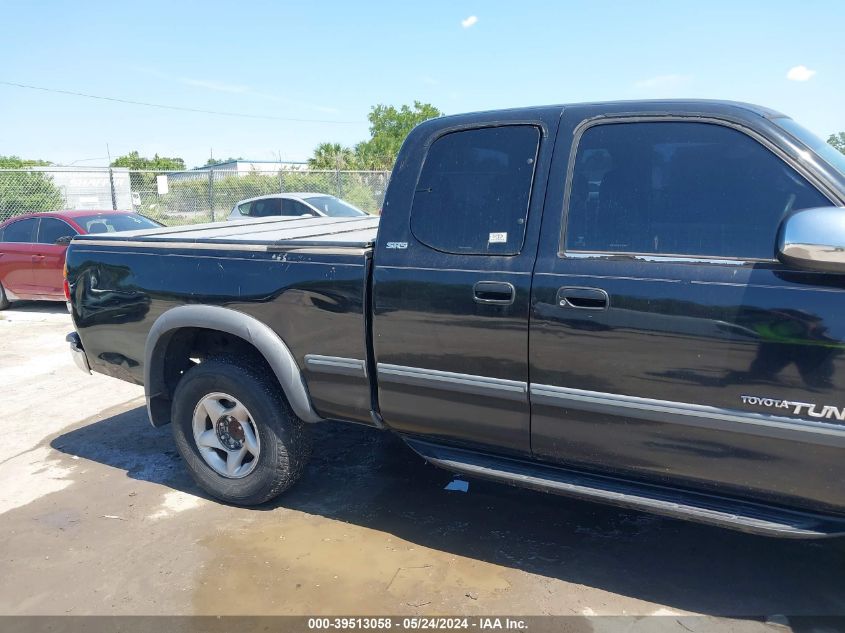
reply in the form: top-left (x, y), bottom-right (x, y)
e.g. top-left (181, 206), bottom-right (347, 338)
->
top-left (404, 438), bottom-right (845, 539)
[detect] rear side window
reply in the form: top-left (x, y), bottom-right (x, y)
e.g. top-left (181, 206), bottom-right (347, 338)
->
top-left (37, 218), bottom-right (78, 244)
top-left (564, 121), bottom-right (829, 259)
top-left (249, 198), bottom-right (281, 218)
top-left (411, 125), bottom-right (540, 255)
top-left (2, 218), bottom-right (37, 242)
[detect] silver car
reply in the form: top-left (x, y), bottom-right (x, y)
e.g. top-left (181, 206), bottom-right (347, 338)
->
top-left (227, 193), bottom-right (368, 221)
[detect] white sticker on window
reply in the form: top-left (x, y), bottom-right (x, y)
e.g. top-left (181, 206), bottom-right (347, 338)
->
top-left (489, 232), bottom-right (508, 244)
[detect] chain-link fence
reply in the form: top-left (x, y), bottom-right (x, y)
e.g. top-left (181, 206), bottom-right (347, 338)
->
top-left (0, 167), bottom-right (390, 225)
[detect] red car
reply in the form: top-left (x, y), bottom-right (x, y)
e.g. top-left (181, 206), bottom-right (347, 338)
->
top-left (0, 210), bottom-right (162, 309)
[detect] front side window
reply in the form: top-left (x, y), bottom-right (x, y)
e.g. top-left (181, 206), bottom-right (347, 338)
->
top-left (37, 218), bottom-right (78, 244)
top-left (775, 118), bottom-right (845, 177)
top-left (565, 121), bottom-right (830, 259)
top-left (281, 199), bottom-right (312, 216)
top-left (411, 125), bottom-right (540, 255)
top-left (2, 218), bottom-right (38, 243)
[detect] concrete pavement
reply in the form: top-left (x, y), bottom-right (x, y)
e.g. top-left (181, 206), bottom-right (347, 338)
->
top-left (2, 301), bottom-right (845, 623)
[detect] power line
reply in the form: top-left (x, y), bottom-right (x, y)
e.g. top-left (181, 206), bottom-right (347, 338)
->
top-left (0, 80), bottom-right (362, 125)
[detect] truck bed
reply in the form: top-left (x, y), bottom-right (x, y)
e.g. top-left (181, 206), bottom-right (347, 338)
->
top-left (73, 215), bottom-right (380, 249)
top-left (67, 214), bottom-right (378, 425)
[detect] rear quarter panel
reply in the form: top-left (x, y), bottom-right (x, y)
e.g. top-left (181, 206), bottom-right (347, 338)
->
top-left (65, 243), bottom-right (372, 423)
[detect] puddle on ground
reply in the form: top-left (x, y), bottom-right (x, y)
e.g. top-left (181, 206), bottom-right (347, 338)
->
top-left (194, 509), bottom-right (513, 615)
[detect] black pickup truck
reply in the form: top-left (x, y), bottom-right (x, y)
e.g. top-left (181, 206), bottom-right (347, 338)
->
top-left (65, 100), bottom-right (845, 538)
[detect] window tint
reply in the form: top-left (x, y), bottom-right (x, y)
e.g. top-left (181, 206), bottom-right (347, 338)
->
top-left (2, 218), bottom-right (37, 243)
top-left (249, 198), bottom-right (282, 218)
top-left (565, 122), bottom-right (830, 259)
top-left (281, 199), bottom-right (311, 216)
top-left (237, 202), bottom-right (252, 216)
top-left (37, 218), bottom-right (78, 244)
top-left (411, 125), bottom-right (540, 255)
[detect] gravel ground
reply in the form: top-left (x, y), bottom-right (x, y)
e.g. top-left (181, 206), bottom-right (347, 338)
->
top-left (2, 301), bottom-right (844, 628)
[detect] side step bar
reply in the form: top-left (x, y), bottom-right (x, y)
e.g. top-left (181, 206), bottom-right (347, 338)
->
top-left (404, 438), bottom-right (845, 539)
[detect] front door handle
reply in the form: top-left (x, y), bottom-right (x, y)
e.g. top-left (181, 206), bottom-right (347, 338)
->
top-left (473, 281), bottom-right (515, 305)
top-left (31, 254), bottom-right (46, 263)
top-left (557, 286), bottom-right (609, 310)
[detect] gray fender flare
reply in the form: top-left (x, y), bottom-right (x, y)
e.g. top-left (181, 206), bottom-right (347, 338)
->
top-left (144, 304), bottom-right (322, 426)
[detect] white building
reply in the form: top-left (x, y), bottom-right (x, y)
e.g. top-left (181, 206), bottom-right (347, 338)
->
top-left (166, 159), bottom-right (309, 183)
top-left (31, 167), bottom-right (132, 210)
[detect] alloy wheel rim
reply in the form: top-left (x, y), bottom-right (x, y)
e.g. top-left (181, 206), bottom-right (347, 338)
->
top-left (192, 392), bottom-right (261, 479)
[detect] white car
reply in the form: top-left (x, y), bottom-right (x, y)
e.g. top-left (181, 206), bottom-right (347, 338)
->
top-left (227, 193), bottom-right (368, 221)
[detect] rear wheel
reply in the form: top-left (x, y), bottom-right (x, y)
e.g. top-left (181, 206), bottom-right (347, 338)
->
top-left (171, 357), bottom-right (312, 505)
top-left (0, 283), bottom-right (9, 310)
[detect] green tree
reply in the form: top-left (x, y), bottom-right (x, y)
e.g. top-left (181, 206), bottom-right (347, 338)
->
top-left (828, 132), bottom-right (845, 155)
top-left (0, 155), bottom-right (53, 168)
top-left (204, 156), bottom-right (243, 167)
top-left (110, 151), bottom-right (185, 171)
top-left (307, 143), bottom-right (355, 170)
top-left (111, 151), bottom-right (186, 200)
top-left (308, 101), bottom-right (443, 171)
top-left (355, 101), bottom-right (442, 170)
top-left (0, 157), bottom-right (64, 217)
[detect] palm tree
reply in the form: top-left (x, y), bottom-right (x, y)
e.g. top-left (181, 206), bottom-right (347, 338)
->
top-left (308, 143), bottom-right (355, 170)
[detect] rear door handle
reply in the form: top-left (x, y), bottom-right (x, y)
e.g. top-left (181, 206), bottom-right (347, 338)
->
top-left (32, 254), bottom-right (45, 262)
top-left (557, 286), bottom-right (609, 310)
top-left (473, 281), bottom-right (515, 305)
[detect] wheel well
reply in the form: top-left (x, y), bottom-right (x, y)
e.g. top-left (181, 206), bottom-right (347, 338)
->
top-left (151, 327), bottom-right (277, 426)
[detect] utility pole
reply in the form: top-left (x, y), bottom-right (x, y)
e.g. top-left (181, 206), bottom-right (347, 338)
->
top-left (106, 143), bottom-right (117, 210)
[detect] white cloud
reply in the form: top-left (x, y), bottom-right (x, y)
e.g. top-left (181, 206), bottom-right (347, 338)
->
top-left (461, 15), bottom-right (478, 28)
top-left (786, 65), bottom-right (816, 82)
top-left (634, 74), bottom-right (692, 90)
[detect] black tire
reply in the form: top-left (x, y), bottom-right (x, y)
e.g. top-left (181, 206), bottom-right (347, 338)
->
top-left (0, 282), bottom-right (10, 310)
top-left (171, 357), bottom-right (312, 505)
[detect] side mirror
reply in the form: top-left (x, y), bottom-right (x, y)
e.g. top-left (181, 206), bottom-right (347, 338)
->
top-left (778, 207), bottom-right (845, 273)
top-left (55, 235), bottom-right (74, 246)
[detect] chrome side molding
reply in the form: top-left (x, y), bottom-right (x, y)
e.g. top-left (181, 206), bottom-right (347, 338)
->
top-left (531, 383), bottom-right (845, 446)
top-left (304, 355), bottom-right (368, 378)
top-left (377, 363), bottom-right (528, 402)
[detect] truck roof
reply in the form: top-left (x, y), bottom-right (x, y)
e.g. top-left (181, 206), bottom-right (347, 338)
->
top-left (72, 215), bottom-right (380, 250)
top-left (425, 99), bottom-right (787, 127)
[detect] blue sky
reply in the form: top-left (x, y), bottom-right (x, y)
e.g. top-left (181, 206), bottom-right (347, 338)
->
top-left (1, 0), bottom-right (843, 168)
